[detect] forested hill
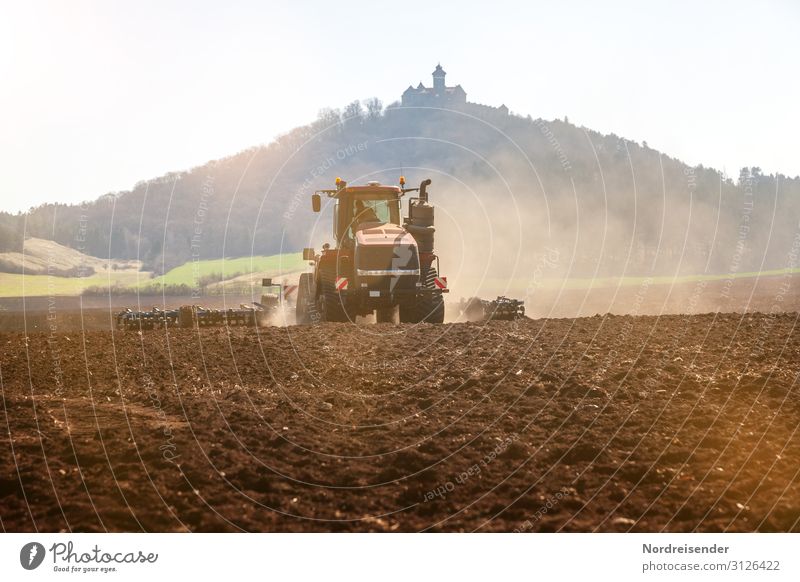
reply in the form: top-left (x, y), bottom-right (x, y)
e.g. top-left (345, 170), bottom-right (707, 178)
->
top-left (2, 99), bottom-right (799, 279)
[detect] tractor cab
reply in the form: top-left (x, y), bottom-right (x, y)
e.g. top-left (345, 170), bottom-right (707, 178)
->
top-left (312, 178), bottom-right (403, 247)
top-left (317, 180), bottom-right (403, 246)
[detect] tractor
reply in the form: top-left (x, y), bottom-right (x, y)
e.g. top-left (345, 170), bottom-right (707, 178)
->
top-left (296, 177), bottom-right (448, 324)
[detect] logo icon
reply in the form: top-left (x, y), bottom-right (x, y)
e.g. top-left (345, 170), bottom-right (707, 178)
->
top-left (20, 542), bottom-right (46, 570)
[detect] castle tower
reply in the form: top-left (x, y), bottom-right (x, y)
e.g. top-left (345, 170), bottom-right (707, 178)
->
top-left (432, 64), bottom-right (446, 94)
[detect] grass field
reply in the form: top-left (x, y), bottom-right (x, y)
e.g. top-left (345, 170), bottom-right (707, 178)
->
top-left (0, 271), bottom-right (146, 297)
top-left (142, 253), bottom-right (306, 288)
top-left (0, 253), bottom-right (306, 297)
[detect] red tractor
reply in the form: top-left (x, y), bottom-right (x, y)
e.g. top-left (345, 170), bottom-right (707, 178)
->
top-left (296, 177), bottom-right (448, 324)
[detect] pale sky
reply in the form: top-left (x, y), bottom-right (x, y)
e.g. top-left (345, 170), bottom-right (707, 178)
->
top-left (1, 0), bottom-right (798, 213)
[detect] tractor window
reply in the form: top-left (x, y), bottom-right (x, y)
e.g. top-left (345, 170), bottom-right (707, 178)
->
top-left (339, 197), bottom-right (401, 241)
top-left (353, 199), bottom-right (400, 229)
top-left (333, 201), bottom-right (340, 240)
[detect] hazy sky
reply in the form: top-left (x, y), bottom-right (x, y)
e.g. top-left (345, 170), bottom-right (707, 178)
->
top-left (1, 0), bottom-right (798, 213)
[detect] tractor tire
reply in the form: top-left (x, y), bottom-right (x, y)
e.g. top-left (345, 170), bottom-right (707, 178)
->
top-left (413, 291), bottom-right (445, 324)
top-left (320, 277), bottom-right (350, 322)
top-left (399, 267), bottom-right (445, 324)
top-left (296, 273), bottom-right (319, 325)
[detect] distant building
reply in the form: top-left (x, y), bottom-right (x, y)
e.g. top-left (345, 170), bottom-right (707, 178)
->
top-left (400, 64), bottom-right (509, 117)
top-left (401, 64), bottom-right (467, 107)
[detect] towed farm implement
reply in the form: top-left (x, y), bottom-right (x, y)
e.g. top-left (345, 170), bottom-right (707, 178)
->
top-left (114, 279), bottom-right (288, 331)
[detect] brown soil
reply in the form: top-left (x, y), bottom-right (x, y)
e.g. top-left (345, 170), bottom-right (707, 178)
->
top-left (1, 313), bottom-right (799, 532)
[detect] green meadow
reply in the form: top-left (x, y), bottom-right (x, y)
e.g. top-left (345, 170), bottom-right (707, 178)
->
top-left (0, 253), bottom-right (306, 297)
top-left (141, 253), bottom-right (306, 288)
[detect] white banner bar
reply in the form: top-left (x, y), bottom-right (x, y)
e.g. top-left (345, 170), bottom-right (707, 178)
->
top-left (1, 533), bottom-right (798, 581)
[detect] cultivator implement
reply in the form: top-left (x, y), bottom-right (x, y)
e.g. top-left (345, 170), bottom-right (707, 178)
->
top-left (115, 304), bottom-right (267, 331)
top-left (483, 296), bottom-right (526, 320)
top-left (115, 279), bottom-right (288, 331)
top-left (460, 296), bottom-right (526, 321)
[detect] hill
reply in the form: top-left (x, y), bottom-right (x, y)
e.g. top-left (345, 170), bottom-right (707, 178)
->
top-left (3, 77), bottom-right (799, 296)
top-left (0, 237), bottom-right (142, 277)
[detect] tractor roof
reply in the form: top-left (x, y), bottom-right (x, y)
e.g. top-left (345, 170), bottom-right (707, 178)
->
top-left (336, 184), bottom-right (402, 199)
top-left (344, 184), bottom-right (401, 194)
top-left (318, 181), bottom-right (403, 199)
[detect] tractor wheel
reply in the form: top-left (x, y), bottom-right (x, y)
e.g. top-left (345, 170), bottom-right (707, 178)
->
top-left (320, 279), bottom-right (350, 322)
top-left (296, 273), bottom-right (318, 324)
top-left (412, 291), bottom-right (445, 324)
top-left (399, 267), bottom-right (445, 324)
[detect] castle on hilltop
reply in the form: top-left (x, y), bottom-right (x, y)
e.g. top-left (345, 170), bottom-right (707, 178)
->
top-left (400, 64), bottom-right (508, 117)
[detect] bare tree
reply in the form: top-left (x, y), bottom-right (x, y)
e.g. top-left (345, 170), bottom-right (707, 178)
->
top-left (342, 100), bottom-right (363, 120)
top-left (364, 97), bottom-right (383, 120)
top-left (316, 107), bottom-right (341, 128)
